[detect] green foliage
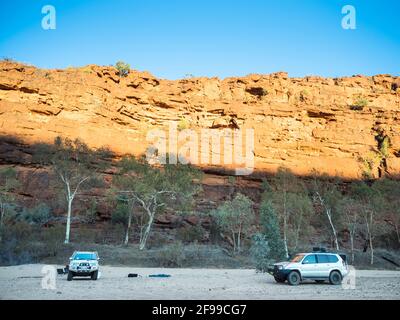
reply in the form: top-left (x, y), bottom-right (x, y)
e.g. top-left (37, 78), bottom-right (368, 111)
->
top-left (358, 152), bottom-right (383, 179)
top-left (115, 61), bottom-right (130, 77)
top-left (114, 155), bottom-right (202, 249)
top-left (250, 233), bottom-right (271, 272)
top-left (86, 198), bottom-right (98, 223)
top-left (259, 200), bottom-right (286, 261)
top-left (177, 118), bottom-right (190, 131)
top-left (227, 176), bottom-right (236, 185)
top-left (116, 156), bottom-right (202, 213)
top-left (111, 200), bottom-right (130, 226)
top-left (378, 135), bottom-right (390, 158)
top-left (177, 224), bottom-right (205, 243)
top-left (352, 97), bottom-right (368, 110)
top-left (40, 225), bottom-right (65, 256)
top-left (33, 137), bottom-right (107, 186)
top-left (32, 137), bottom-right (111, 243)
top-left (156, 241), bottom-right (186, 267)
top-left (21, 203), bottom-right (51, 226)
top-left (299, 89), bottom-right (309, 102)
top-left (211, 193), bottom-right (254, 253)
top-left (264, 167), bottom-right (313, 255)
top-left (0, 167), bottom-right (19, 198)
top-left (0, 167), bottom-right (19, 241)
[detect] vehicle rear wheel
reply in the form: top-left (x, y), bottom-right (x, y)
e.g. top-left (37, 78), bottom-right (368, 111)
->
top-left (274, 276), bottom-right (285, 283)
top-left (329, 271), bottom-right (342, 285)
top-left (287, 271), bottom-right (301, 286)
top-left (67, 271), bottom-right (73, 281)
top-left (91, 270), bottom-right (98, 280)
top-left (315, 280), bottom-right (325, 284)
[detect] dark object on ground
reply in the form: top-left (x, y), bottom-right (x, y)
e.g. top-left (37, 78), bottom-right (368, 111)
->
top-left (149, 274), bottom-right (171, 278)
top-left (57, 267), bottom-right (68, 275)
top-left (57, 268), bottom-right (64, 275)
top-left (128, 273), bottom-right (138, 277)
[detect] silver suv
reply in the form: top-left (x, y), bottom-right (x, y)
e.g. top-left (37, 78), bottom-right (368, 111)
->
top-left (268, 252), bottom-right (349, 285)
top-left (67, 251), bottom-right (100, 281)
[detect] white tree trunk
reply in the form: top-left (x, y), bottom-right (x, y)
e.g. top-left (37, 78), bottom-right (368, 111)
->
top-left (64, 197), bottom-right (72, 244)
top-left (139, 214), bottom-right (154, 250)
top-left (237, 228), bottom-right (241, 253)
top-left (326, 208), bottom-right (339, 251)
top-left (350, 231), bottom-right (355, 264)
top-left (124, 211), bottom-right (132, 246)
top-left (366, 212), bottom-right (374, 265)
top-left (282, 191), bottom-right (289, 258)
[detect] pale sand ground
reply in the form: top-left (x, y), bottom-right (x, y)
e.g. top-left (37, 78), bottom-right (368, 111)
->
top-left (0, 264), bottom-right (399, 300)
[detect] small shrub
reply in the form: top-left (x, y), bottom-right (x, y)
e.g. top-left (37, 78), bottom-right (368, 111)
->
top-left (227, 176), bottom-right (236, 185)
top-left (177, 118), bottom-right (190, 131)
top-left (177, 225), bottom-right (205, 243)
top-left (85, 198), bottom-right (98, 224)
top-left (351, 97), bottom-right (368, 111)
top-left (299, 90), bottom-right (309, 102)
top-left (21, 203), bottom-right (51, 226)
top-left (111, 201), bottom-right (129, 225)
top-left (40, 225), bottom-right (64, 256)
top-left (250, 233), bottom-right (271, 272)
top-left (259, 200), bottom-right (286, 261)
top-left (115, 61), bottom-right (130, 77)
top-left (156, 242), bottom-right (186, 267)
top-left (73, 227), bottom-right (97, 243)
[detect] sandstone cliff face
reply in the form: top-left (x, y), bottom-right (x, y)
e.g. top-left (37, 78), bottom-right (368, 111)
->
top-left (0, 61), bottom-right (399, 180)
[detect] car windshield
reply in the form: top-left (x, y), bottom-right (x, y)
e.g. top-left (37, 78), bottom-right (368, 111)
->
top-left (290, 254), bottom-right (305, 262)
top-left (73, 253), bottom-right (97, 260)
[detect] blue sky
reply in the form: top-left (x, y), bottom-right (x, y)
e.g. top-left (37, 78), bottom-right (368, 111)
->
top-left (0, 0), bottom-right (399, 79)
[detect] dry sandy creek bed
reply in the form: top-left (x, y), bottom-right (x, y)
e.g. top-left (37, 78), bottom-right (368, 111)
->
top-left (0, 264), bottom-right (399, 299)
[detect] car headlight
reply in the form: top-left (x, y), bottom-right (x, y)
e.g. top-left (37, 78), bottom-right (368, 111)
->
top-left (278, 265), bottom-right (283, 270)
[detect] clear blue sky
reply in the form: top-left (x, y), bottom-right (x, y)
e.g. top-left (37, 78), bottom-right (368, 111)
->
top-left (0, 0), bottom-right (399, 79)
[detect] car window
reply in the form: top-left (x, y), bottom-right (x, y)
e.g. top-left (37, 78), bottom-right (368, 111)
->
top-left (302, 254), bottom-right (317, 264)
top-left (291, 254), bottom-right (305, 263)
top-left (317, 254), bottom-right (330, 263)
top-left (327, 255), bottom-right (339, 263)
top-left (73, 253), bottom-right (97, 260)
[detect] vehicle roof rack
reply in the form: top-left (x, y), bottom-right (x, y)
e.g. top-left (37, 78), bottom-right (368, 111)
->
top-left (312, 246), bottom-right (327, 253)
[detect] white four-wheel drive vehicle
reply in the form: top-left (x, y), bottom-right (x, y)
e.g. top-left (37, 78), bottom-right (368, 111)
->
top-left (67, 251), bottom-right (100, 281)
top-left (268, 251), bottom-right (349, 285)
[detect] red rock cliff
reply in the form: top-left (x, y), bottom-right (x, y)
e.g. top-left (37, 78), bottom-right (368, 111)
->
top-left (1, 61), bottom-right (399, 179)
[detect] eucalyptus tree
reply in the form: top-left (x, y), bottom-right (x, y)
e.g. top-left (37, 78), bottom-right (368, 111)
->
top-left (34, 137), bottom-right (111, 244)
top-left (114, 155), bottom-right (202, 250)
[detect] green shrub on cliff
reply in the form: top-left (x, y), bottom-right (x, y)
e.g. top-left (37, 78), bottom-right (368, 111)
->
top-left (115, 61), bottom-right (130, 77)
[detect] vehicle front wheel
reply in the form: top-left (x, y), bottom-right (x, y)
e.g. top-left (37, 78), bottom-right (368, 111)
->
top-left (287, 271), bottom-right (301, 286)
top-left (329, 271), bottom-right (342, 285)
top-left (274, 276), bottom-right (286, 283)
top-left (91, 270), bottom-right (98, 280)
top-left (67, 271), bottom-right (73, 281)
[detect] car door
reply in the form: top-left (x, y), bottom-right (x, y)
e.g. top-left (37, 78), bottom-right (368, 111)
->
top-left (316, 254), bottom-right (331, 278)
top-left (300, 254), bottom-right (318, 278)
